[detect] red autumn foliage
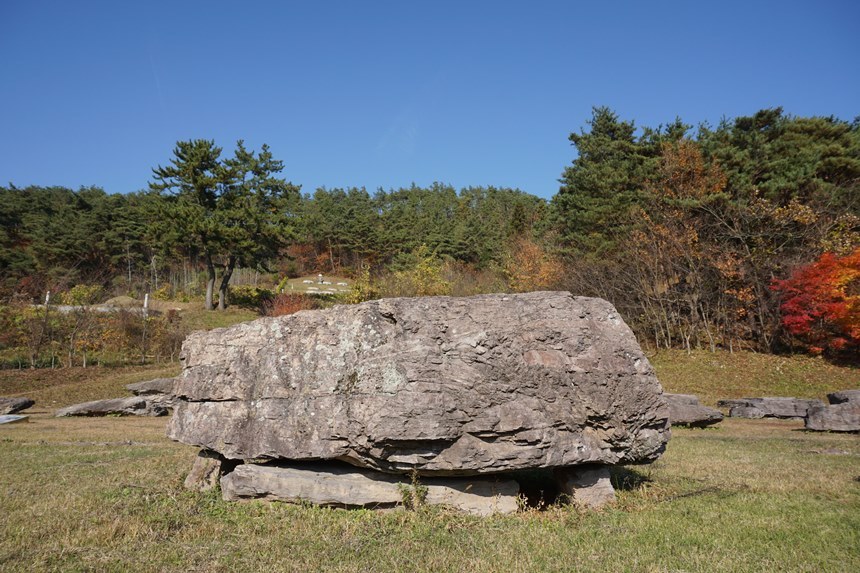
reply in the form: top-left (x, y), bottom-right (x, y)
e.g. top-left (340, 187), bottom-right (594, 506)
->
top-left (771, 248), bottom-right (860, 355)
top-left (262, 293), bottom-right (319, 317)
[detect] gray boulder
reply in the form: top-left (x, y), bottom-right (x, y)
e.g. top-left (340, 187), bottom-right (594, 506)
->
top-left (827, 390), bottom-right (860, 405)
top-left (0, 415), bottom-right (29, 425)
top-left (717, 397), bottom-right (824, 419)
top-left (0, 397), bottom-right (35, 415)
top-left (168, 292), bottom-right (670, 476)
top-left (664, 393), bottom-right (723, 427)
top-left (805, 403), bottom-right (860, 433)
top-left (126, 377), bottom-right (176, 396)
top-left (55, 396), bottom-right (167, 417)
top-left (220, 462), bottom-right (520, 515)
top-left (126, 377), bottom-right (179, 410)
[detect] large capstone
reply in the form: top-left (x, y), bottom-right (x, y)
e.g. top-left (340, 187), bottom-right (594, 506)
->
top-left (168, 292), bottom-right (669, 476)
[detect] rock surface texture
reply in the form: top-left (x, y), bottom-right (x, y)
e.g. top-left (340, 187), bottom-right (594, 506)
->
top-left (0, 397), bottom-right (35, 415)
top-left (717, 397), bottom-right (824, 419)
top-left (664, 393), bottom-right (723, 427)
top-left (168, 292), bottom-right (670, 476)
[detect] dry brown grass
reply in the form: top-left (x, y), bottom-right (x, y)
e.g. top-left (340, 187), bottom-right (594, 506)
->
top-left (651, 349), bottom-right (859, 405)
top-left (0, 365), bottom-right (180, 410)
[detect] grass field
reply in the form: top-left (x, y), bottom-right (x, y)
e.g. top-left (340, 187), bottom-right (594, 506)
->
top-left (0, 350), bottom-right (858, 572)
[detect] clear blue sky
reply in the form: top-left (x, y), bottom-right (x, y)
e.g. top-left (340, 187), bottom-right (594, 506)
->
top-left (1, 1), bottom-right (858, 200)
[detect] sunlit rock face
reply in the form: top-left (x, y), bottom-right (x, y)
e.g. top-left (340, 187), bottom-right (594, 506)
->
top-left (168, 291), bottom-right (670, 476)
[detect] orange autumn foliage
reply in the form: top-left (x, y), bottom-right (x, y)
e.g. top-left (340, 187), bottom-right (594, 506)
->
top-left (505, 237), bottom-right (564, 293)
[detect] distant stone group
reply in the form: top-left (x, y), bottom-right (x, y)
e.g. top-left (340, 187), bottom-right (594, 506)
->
top-left (717, 392), bottom-right (860, 432)
top-left (54, 378), bottom-right (177, 417)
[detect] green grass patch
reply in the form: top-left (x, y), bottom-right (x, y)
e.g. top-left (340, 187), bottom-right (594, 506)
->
top-left (1, 416), bottom-right (858, 572)
top-left (1, 351), bottom-right (858, 571)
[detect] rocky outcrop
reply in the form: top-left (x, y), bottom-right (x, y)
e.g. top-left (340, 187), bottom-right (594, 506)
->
top-left (664, 394), bottom-right (723, 427)
top-left (805, 402), bottom-right (860, 432)
top-left (717, 397), bottom-right (824, 419)
top-left (55, 396), bottom-right (167, 417)
top-left (220, 462), bottom-right (521, 515)
top-left (0, 414), bottom-right (29, 425)
top-left (0, 397), bottom-right (34, 415)
top-left (168, 292), bottom-right (670, 477)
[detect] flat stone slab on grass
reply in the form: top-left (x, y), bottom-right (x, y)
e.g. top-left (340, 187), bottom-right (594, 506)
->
top-left (805, 402), bottom-right (860, 433)
top-left (0, 397), bottom-right (35, 415)
top-left (717, 397), bottom-right (824, 419)
top-left (55, 396), bottom-right (168, 417)
top-left (221, 462), bottom-right (520, 516)
top-left (0, 414), bottom-right (29, 425)
top-left (664, 393), bottom-right (723, 428)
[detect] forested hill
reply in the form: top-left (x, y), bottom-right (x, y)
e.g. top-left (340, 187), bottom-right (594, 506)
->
top-left (1, 107), bottom-right (858, 356)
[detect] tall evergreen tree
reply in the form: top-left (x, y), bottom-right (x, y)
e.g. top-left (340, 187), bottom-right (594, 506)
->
top-left (552, 107), bottom-right (661, 255)
top-left (149, 139), bottom-right (299, 310)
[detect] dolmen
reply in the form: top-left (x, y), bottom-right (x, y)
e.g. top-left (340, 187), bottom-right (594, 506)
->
top-left (664, 394), bottom-right (723, 427)
top-left (805, 390), bottom-right (860, 433)
top-left (168, 292), bottom-right (671, 514)
top-left (55, 377), bottom-right (177, 417)
top-left (717, 397), bottom-right (824, 420)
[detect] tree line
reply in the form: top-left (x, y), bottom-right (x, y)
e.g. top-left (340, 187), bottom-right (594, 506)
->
top-left (1, 107), bottom-right (857, 357)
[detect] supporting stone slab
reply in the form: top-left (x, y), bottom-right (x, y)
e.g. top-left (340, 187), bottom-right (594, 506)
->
top-left (220, 462), bottom-right (520, 516)
top-left (554, 465), bottom-right (616, 508)
top-left (184, 449), bottom-right (237, 491)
